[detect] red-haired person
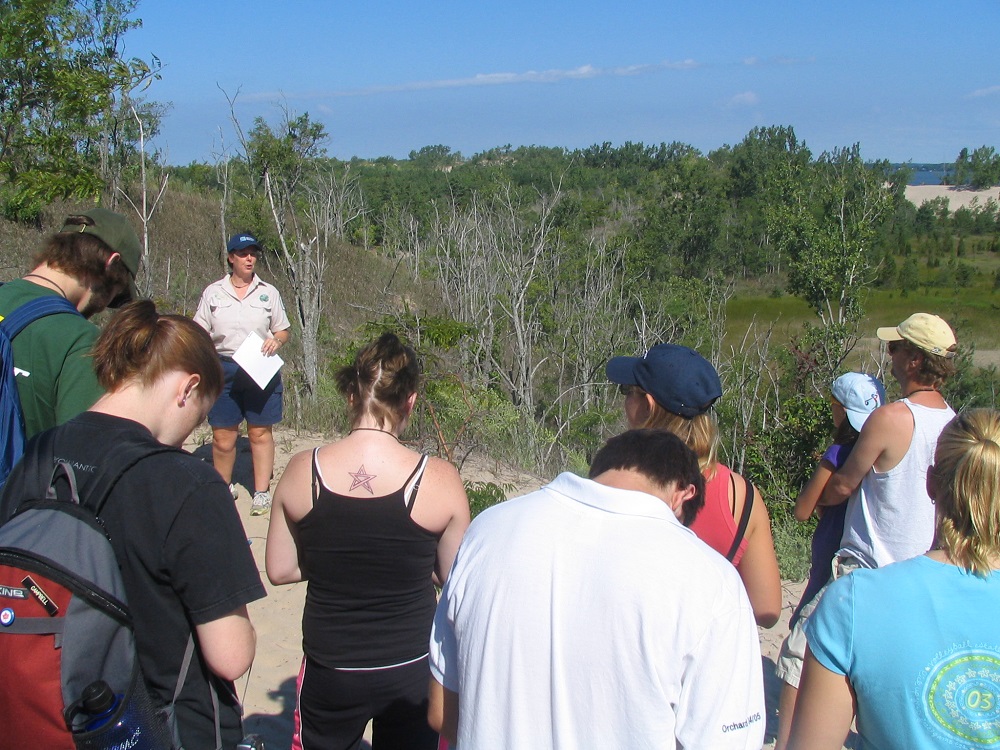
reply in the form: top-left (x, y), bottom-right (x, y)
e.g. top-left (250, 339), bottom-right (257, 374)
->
top-left (1, 300), bottom-right (265, 748)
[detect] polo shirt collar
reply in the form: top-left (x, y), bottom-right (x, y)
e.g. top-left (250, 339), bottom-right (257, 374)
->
top-left (544, 471), bottom-right (685, 526)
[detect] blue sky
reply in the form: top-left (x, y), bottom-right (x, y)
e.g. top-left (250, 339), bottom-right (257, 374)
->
top-left (127, 0), bottom-right (1000, 166)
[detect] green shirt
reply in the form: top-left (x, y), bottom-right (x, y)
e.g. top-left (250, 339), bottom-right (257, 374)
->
top-left (0, 279), bottom-right (103, 438)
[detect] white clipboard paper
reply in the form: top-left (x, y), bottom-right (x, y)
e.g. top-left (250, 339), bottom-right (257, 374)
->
top-left (232, 331), bottom-right (284, 389)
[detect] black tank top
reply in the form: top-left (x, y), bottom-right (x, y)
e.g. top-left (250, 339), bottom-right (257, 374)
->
top-left (299, 449), bottom-right (439, 668)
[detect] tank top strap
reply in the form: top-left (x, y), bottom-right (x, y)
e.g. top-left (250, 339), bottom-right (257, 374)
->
top-left (403, 454), bottom-right (430, 512)
top-left (311, 447), bottom-right (322, 504)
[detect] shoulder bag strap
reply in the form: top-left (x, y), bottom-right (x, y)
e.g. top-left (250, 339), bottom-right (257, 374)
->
top-left (169, 635), bottom-right (224, 749)
top-left (725, 474), bottom-right (755, 562)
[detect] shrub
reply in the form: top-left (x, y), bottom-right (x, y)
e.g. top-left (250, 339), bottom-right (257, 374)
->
top-left (464, 480), bottom-right (516, 518)
top-left (771, 517), bottom-right (813, 581)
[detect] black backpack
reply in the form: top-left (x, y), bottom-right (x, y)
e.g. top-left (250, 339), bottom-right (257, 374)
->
top-left (0, 431), bottom-right (180, 749)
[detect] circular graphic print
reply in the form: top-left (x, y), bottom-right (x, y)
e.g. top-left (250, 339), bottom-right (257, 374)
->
top-left (925, 650), bottom-right (1000, 747)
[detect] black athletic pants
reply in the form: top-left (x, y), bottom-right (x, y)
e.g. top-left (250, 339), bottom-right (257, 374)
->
top-left (294, 654), bottom-right (440, 750)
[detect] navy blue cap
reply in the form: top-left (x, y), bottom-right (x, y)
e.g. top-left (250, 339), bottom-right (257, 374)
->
top-left (227, 233), bottom-right (261, 253)
top-left (606, 344), bottom-right (722, 418)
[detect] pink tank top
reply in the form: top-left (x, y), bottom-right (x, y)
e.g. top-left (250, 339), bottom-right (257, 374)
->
top-left (688, 464), bottom-right (749, 566)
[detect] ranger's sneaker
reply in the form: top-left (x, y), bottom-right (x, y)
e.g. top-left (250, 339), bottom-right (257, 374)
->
top-left (250, 490), bottom-right (272, 516)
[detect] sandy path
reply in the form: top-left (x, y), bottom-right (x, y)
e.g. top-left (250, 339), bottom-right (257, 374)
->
top-left (186, 427), bottom-right (825, 748)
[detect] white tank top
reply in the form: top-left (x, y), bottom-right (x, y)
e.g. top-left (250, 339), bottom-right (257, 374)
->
top-left (840, 399), bottom-right (955, 567)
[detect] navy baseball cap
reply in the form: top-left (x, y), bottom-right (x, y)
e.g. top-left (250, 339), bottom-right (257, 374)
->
top-left (606, 344), bottom-right (722, 418)
top-left (227, 233), bottom-right (261, 253)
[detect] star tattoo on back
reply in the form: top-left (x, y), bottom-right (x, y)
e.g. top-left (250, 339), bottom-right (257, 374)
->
top-left (348, 465), bottom-right (377, 494)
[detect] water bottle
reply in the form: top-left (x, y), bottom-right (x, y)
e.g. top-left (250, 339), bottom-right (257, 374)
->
top-left (69, 678), bottom-right (172, 750)
top-left (79, 681), bottom-right (120, 731)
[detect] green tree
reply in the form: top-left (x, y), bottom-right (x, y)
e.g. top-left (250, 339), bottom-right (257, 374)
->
top-left (779, 145), bottom-right (894, 327)
top-left (877, 250), bottom-right (897, 288)
top-left (725, 125), bottom-right (812, 277)
top-left (955, 261), bottom-right (975, 288)
top-left (0, 0), bottom-right (155, 219)
top-left (898, 257), bottom-right (920, 296)
top-left (953, 147), bottom-right (970, 186)
top-left (635, 147), bottom-right (728, 277)
top-left (914, 197), bottom-right (948, 235)
top-left (968, 145), bottom-right (999, 190)
top-left (770, 145), bottom-right (895, 379)
top-left (242, 110), bottom-right (329, 397)
top-left (408, 144), bottom-right (462, 169)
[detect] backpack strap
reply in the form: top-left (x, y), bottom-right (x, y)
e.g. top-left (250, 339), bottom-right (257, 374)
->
top-left (0, 295), bottom-right (80, 339)
top-left (170, 635), bottom-right (223, 749)
top-left (0, 296), bottom-right (78, 494)
top-left (15, 428), bottom-right (61, 502)
top-left (85, 440), bottom-right (182, 517)
top-left (725, 474), bottom-right (755, 562)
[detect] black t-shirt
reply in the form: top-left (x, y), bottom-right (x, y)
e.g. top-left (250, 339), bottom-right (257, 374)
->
top-left (2, 412), bottom-right (266, 749)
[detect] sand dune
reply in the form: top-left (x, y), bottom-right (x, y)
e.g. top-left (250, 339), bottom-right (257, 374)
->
top-left (904, 184), bottom-right (1000, 210)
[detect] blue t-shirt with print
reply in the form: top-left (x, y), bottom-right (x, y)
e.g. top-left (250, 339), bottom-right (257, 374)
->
top-left (806, 556), bottom-right (1000, 749)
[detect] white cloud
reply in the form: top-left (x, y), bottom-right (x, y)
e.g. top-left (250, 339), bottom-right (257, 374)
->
top-left (728, 91), bottom-right (760, 107)
top-left (742, 56), bottom-right (814, 67)
top-left (243, 59), bottom-right (701, 102)
top-left (969, 85), bottom-right (1000, 98)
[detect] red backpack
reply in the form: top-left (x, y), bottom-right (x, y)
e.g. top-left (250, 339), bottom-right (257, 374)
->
top-left (0, 432), bottom-right (175, 749)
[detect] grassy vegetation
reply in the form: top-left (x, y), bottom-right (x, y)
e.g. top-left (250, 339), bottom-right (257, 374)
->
top-left (728, 252), bottom-right (1000, 357)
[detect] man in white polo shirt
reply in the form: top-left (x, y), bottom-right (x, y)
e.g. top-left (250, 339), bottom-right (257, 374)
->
top-left (428, 429), bottom-right (764, 749)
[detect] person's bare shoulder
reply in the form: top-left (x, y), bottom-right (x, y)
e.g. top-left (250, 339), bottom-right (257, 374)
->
top-left (424, 456), bottom-right (464, 488)
top-left (858, 400), bottom-right (909, 434)
top-left (282, 447), bottom-right (314, 477)
top-left (865, 400), bottom-right (916, 470)
top-left (273, 448), bottom-right (315, 505)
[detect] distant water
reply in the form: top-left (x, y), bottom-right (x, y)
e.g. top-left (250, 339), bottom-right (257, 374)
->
top-left (909, 169), bottom-right (947, 186)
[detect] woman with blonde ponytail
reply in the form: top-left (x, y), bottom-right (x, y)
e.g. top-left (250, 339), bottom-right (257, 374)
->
top-left (789, 409), bottom-right (1000, 750)
top-left (605, 343), bottom-right (782, 627)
